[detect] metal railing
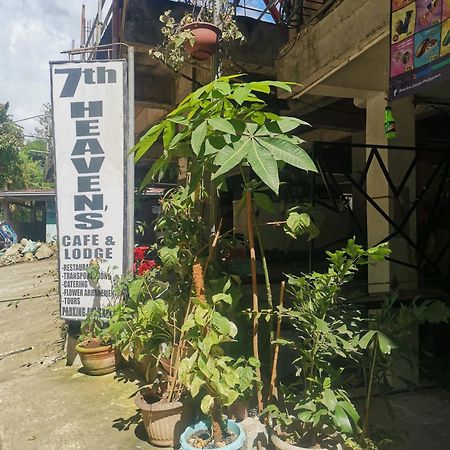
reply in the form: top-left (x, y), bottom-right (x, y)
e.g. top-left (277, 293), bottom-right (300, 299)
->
top-left (309, 141), bottom-right (450, 286)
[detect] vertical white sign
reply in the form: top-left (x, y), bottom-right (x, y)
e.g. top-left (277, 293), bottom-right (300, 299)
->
top-left (51, 60), bottom-right (127, 320)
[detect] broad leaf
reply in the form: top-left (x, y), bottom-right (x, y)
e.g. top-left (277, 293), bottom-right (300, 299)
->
top-left (163, 121), bottom-right (175, 148)
top-left (254, 192), bottom-right (275, 213)
top-left (192, 121), bottom-right (208, 155)
top-left (333, 403), bottom-right (353, 434)
top-left (212, 140), bottom-right (249, 179)
top-left (247, 139), bottom-right (280, 194)
top-left (377, 332), bottom-right (396, 354)
top-left (257, 136), bottom-right (317, 172)
top-left (201, 395), bottom-right (214, 414)
top-left (208, 117), bottom-right (237, 135)
top-left (134, 122), bottom-right (164, 161)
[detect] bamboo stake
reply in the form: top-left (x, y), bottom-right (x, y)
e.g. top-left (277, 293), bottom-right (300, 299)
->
top-left (246, 189), bottom-right (263, 413)
top-left (268, 281), bottom-right (285, 402)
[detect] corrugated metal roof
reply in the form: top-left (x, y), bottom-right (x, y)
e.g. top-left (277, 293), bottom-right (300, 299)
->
top-left (0, 189), bottom-right (55, 200)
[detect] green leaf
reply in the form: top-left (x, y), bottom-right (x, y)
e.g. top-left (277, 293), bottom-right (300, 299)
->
top-left (266, 81), bottom-right (294, 92)
top-left (163, 121), bottom-right (175, 148)
top-left (254, 192), bottom-right (275, 213)
top-left (212, 312), bottom-right (231, 336)
top-left (181, 317), bottom-right (195, 333)
top-left (201, 395), bottom-right (214, 414)
top-left (213, 80), bottom-right (232, 95)
top-left (192, 121), bottom-right (208, 156)
top-left (358, 330), bottom-right (377, 349)
top-left (208, 117), bottom-right (237, 135)
top-left (321, 389), bottom-right (337, 411)
top-left (233, 85), bottom-right (251, 105)
top-left (276, 116), bottom-right (309, 132)
top-left (377, 332), bottom-right (396, 355)
top-left (158, 246), bottom-right (180, 269)
top-left (333, 403), bottom-right (353, 434)
top-left (212, 293), bottom-right (233, 305)
top-left (249, 81), bottom-right (271, 94)
top-left (247, 139), bottom-right (280, 194)
top-left (248, 356), bottom-right (261, 368)
top-left (212, 140), bottom-right (249, 179)
top-left (190, 375), bottom-right (204, 397)
top-left (134, 122), bottom-right (164, 161)
top-left (257, 136), bottom-right (317, 172)
top-left (339, 399), bottom-right (360, 424)
top-left (194, 306), bottom-right (209, 326)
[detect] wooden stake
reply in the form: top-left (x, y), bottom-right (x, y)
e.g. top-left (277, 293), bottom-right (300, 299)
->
top-left (268, 281), bottom-right (285, 402)
top-left (246, 190), bottom-right (263, 413)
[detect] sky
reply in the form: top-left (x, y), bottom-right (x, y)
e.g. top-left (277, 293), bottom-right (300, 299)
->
top-left (0, 0), bottom-right (270, 138)
top-left (0, 1), bottom-right (99, 137)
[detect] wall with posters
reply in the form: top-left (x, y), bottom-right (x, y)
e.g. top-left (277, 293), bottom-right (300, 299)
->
top-left (390, 0), bottom-right (450, 98)
top-left (50, 60), bottom-right (127, 321)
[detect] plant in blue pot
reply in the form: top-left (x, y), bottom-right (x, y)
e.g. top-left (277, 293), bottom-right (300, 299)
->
top-left (178, 263), bottom-right (255, 449)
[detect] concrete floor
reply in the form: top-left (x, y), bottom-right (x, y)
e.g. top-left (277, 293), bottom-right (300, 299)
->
top-left (0, 258), bottom-right (450, 450)
top-left (0, 258), bottom-right (149, 450)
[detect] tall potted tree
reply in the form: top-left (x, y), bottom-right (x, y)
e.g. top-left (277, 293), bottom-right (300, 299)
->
top-left (134, 75), bottom-right (318, 446)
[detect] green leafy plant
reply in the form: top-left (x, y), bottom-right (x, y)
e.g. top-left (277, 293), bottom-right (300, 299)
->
top-left (134, 75), bottom-right (318, 415)
top-left (134, 75), bottom-right (316, 195)
top-left (179, 282), bottom-right (258, 445)
top-left (150, 1), bottom-right (243, 71)
top-left (79, 309), bottom-right (111, 347)
top-left (358, 293), bottom-right (450, 441)
top-left (264, 240), bottom-right (390, 448)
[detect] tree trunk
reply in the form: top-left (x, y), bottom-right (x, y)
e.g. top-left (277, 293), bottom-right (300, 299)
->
top-left (211, 401), bottom-right (224, 444)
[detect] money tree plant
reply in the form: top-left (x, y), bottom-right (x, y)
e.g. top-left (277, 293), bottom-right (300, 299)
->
top-left (134, 75), bottom-right (318, 413)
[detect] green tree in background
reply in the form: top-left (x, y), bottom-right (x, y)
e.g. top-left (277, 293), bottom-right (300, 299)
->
top-left (0, 102), bottom-right (48, 191)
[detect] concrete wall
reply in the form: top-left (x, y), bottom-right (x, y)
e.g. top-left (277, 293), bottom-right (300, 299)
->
top-left (276, 0), bottom-right (389, 97)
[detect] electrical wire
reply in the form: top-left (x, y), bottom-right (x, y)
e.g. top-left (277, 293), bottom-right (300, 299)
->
top-left (12, 114), bottom-right (45, 124)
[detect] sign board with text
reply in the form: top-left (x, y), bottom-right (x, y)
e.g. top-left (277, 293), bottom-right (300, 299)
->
top-left (390, 0), bottom-right (450, 99)
top-left (50, 60), bottom-right (127, 320)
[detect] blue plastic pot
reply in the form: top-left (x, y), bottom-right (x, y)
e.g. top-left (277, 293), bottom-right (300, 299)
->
top-left (180, 419), bottom-right (246, 450)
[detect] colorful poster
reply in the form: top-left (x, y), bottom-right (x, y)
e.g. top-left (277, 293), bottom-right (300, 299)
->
top-left (391, 37), bottom-right (415, 76)
top-left (441, 18), bottom-right (450, 55)
top-left (415, 0), bottom-right (442, 32)
top-left (392, 4), bottom-right (417, 43)
top-left (444, 0), bottom-right (450, 19)
top-left (393, 0), bottom-right (415, 12)
top-left (414, 25), bottom-right (441, 66)
top-left (390, 0), bottom-right (450, 98)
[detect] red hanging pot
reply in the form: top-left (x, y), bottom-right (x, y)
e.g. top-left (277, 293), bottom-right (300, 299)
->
top-left (179, 22), bottom-right (221, 61)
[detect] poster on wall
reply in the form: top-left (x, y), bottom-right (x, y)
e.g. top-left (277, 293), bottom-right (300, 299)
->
top-left (390, 0), bottom-right (450, 99)
top-left (50, 60), bottom-right (127, 320)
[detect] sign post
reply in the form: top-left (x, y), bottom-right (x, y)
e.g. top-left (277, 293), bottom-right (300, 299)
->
top-left (390, 0), bottom-right (450, 99)
top-left (50, 59), bottom-right (127, 320)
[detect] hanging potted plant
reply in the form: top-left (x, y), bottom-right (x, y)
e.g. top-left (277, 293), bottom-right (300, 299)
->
top-left (150, 0), bottom-right (243, 70)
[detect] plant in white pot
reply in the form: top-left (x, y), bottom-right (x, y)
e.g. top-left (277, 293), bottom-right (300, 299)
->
top-left (150, 0), bottom-right (243, 71)
top-left (264, 241), bottom-right (390, 450)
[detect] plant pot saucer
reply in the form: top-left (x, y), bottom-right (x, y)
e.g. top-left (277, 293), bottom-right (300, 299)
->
top-left (179, 22), bottom-right (221, 61)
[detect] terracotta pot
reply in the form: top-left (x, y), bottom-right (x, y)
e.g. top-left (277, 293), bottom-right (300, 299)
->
top-left (75, 343), bottom-right (116, 375)
top-left (131, 354), bottom-right (159, 382)
top-left (135, 389), bottom-right (192, 447)
top-left (228, 399), bottom-right (250, 421)
top-left (180, 22), bottom-right (221, 60)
